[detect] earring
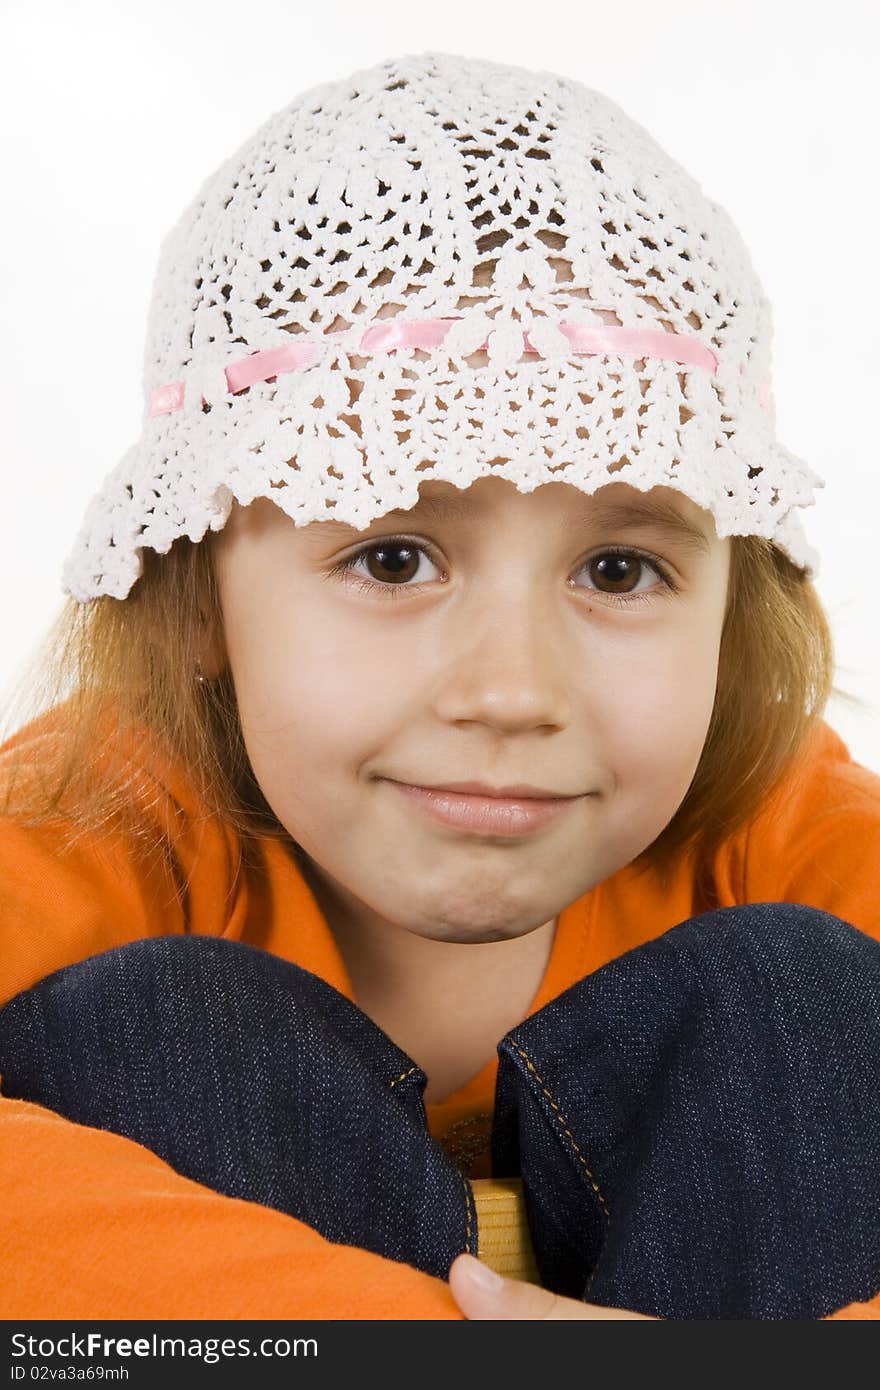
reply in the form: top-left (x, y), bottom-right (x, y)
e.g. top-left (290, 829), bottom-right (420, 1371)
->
top-left (195, 659), bottom-right (206, 684)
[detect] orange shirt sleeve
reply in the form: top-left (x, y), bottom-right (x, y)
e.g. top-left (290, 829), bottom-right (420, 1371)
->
top-left (742, 719), bottom-right (880, 942)
top-left (739, 720), bottom-right (880, 1319)
top-left (0, 1096), bottom-right (460, 1318)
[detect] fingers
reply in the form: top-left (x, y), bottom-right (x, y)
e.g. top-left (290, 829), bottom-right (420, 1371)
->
top-left (448, 1253), bottom-right (655, 1320)
top-left (448, 1253), bottom-right (557, 1319)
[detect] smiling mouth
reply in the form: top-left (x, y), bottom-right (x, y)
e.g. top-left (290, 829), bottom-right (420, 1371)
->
top-left (400, 779), bottom-right (580, 799)
top-left (381, 779), bottom-right (588, 838)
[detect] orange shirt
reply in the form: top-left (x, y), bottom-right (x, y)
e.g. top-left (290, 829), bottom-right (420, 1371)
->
top-left (1, 703), bottom-right (878, 1319)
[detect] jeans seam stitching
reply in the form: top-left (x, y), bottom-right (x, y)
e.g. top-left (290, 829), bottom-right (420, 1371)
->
top-left (388, 1065), bottom-right (419, 1089)
top-left (461, 1169), bottom-right (476, 1255)
top-left (508, 1039), bottom-right (611, 1225)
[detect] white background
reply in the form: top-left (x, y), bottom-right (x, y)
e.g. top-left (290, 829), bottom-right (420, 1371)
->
top-left (2, 0), bottom-right (878, 769)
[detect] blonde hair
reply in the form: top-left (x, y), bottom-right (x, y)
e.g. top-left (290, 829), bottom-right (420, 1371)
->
top-left (0, 522), bottom-right (858, 897)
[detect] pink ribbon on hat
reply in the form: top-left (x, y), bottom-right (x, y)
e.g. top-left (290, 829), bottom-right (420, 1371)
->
top-left (147, 316), bottom-right (725, 418)
top-left (149, 341), bottom-right (320, 417)
top-left (557, 323), bottom-right (716, 371)
top-left (358, 319), bottom-right (459, 353)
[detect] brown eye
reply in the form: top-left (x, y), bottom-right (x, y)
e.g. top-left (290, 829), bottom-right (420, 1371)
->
top-left (588, 553), bottom-right (644, 594)
top-left (574, 549), bottom-right (674, 607)
top-left (329, 537), bottom-right (442, 599)
top-left (362, 543), bottom-right (423, 585)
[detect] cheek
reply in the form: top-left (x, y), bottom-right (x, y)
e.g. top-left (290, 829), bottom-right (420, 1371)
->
top-left (227, 607), bottom-right (397, 784)
top-left (594, 617), bottom-right (722, 793)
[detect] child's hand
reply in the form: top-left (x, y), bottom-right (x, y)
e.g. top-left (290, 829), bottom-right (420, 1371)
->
top-left (449, 1253), bottom-right (659, 1320)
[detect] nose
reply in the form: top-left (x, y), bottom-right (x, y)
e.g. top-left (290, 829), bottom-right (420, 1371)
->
top-left (432, 581), bottom-right (573, 734)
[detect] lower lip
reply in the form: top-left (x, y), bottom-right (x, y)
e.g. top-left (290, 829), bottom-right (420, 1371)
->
top-left (384, 781), bottom-right (583, 837)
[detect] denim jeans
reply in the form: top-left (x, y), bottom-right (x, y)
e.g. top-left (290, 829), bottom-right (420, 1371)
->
top-left (0, 902), bottom-right (878, 1320)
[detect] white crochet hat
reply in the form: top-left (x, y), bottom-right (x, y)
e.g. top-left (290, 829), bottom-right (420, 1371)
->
top-left (62, 50), bottom-right (824, 602)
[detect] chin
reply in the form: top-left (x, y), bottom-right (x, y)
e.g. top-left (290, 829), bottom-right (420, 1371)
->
top-left (447, 926), bottom-right (512, 945)
top-left (415, 918), bottom-right (535, 946)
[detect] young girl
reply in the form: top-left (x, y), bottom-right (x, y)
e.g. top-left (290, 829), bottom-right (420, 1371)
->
top-left (1, 51), bottom-right (878, 1322)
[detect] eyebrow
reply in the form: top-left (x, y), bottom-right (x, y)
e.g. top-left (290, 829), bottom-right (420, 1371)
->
top-left (321, 492), bottom-right (712, 555)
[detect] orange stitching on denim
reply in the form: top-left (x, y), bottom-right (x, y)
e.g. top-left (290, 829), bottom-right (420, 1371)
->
top-left (508, 1040), bottom-right (610, 1224)
top-left (388, 1065), bottom-right (419, 1090)
top-left (461, 1172), bottom-right (476, 1255)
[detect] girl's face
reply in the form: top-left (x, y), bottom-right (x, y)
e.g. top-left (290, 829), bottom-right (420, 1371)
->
top-left (211, 476), bottom-right (731, 946)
